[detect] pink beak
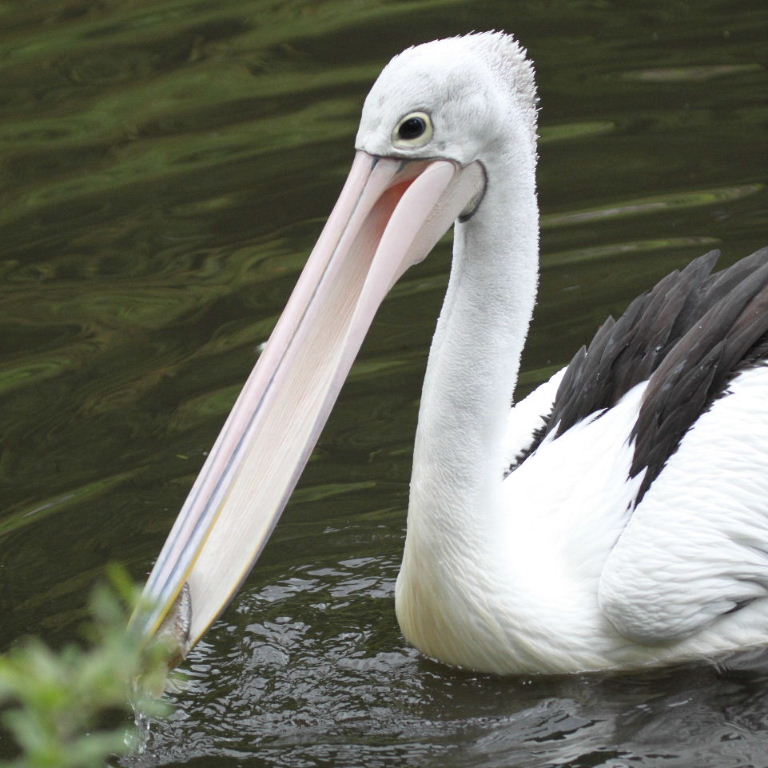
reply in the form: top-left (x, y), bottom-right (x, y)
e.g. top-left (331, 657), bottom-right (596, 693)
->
top-left (136, 151), bottom-right (485, 655)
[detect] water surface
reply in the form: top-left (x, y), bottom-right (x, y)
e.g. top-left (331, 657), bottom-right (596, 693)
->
top-left (1, 1), bottom-right (767, 765)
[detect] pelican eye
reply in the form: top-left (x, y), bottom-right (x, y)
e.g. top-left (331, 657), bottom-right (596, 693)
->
top-left (393, 111), bottom-right (433, 148)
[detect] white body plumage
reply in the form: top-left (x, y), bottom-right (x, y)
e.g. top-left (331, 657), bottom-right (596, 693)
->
top-left (398, 366), bottom-right (768, 673)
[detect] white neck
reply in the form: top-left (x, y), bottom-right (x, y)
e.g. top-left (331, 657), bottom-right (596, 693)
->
top-left (396, 135), bottom-right (540, 668)
top-left (408, 140), bottom-right (538, 546)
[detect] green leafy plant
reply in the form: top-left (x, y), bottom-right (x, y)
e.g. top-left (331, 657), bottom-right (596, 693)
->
top-left (0, 566), bottom-right (176, 768)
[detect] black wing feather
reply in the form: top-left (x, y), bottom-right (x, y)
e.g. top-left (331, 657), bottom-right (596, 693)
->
top-left (513, 248), bottom-right (768, 496)
top-left (548, 250), bottom-right (722, 438)
top-left (631, 249), bottom-right (768, 501)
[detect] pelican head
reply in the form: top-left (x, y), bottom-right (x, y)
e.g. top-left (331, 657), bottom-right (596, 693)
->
top-left (356, 32), bottom-right (536, 167)
top-left (135, 32), bottom-right (536, 658)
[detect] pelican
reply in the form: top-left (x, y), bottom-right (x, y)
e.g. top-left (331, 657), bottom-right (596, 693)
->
top-left (135, 32), bottom-right (768, 674)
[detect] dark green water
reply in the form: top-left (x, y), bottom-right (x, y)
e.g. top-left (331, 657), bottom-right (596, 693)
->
top-left (1, 1), bottom-right (767, 765)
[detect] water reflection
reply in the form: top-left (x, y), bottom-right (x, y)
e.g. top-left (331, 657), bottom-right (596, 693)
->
top-left (1, 0), bottom-right (767, 766)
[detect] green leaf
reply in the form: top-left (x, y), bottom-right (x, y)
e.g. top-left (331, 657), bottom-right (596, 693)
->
top-left (0, 567), bottom-right (176, 768)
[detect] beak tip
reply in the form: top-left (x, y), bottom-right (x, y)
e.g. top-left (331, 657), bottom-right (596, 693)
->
top-left (156, 582), bottom-right (193, 665)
